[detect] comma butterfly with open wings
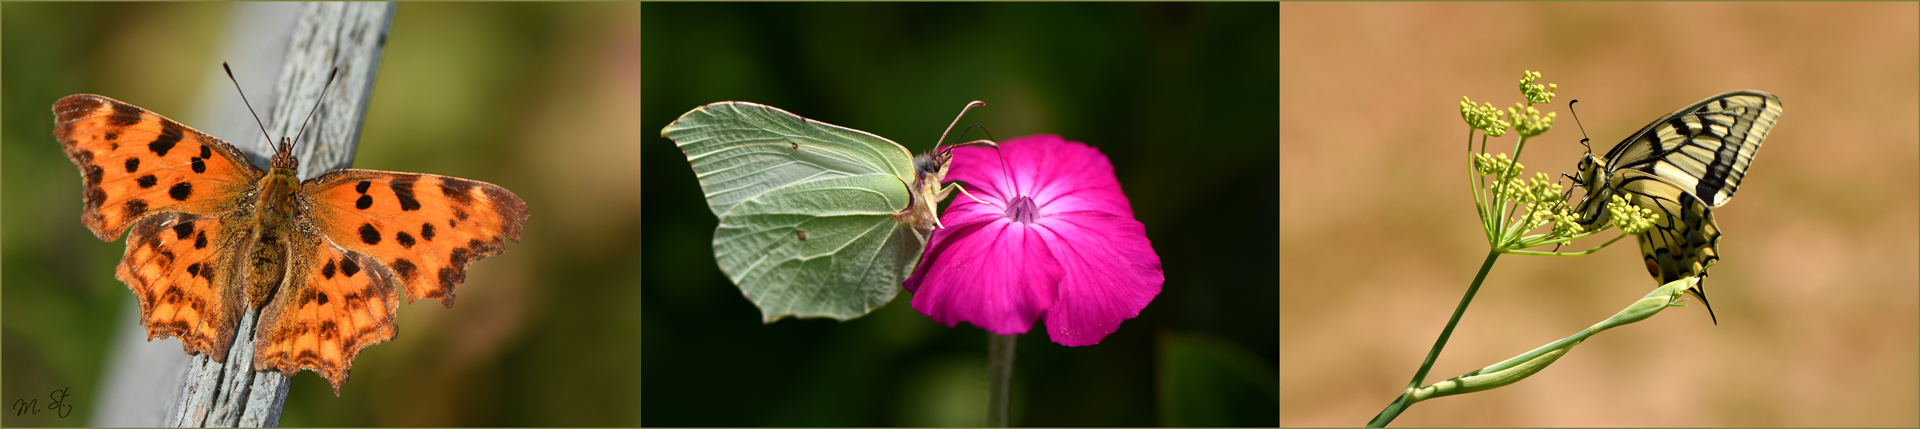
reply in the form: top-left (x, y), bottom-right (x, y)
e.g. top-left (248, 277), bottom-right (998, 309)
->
top-left (52, 86), bottom-right (528, 394)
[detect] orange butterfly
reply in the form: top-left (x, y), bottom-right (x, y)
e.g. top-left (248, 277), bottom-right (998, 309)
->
top-left (52, 94), bottom-right (528, 394)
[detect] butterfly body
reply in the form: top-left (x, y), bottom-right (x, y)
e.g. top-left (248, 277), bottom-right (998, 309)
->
top-left (1571, 90), bottom-right (1782, 323)
top-left (54, 94), bottom-right (528, 393)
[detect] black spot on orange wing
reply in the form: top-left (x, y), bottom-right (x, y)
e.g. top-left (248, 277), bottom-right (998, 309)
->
top-left (355, 180), bottom-right (371, 194)
top-left (322, 260), bottom-right (338, 279)
top-left (358, 223), bottom-right (381, 245)
top-left (171, 221), bottom-right (195, 239)
top-left (392, 258), bottom-right (418, 282)
top-left (137, 175), bottom-right (158, 189)
top-left (356, 195), bottom-right (374, 210)
top-left (340, 257), bottom-right (360, 277)
top-left (125, 158), bottom-right (141, 173)
top-left (168, 182), bottom-right (192, 201)
top-left (396, 231), bottom-right (415, 248)
top-left (391, 179), bottom-right (422, 211)
top-left (194, 231), bottom-right (208, 249)
top-left (317, 292), bottom-right (330, 306)
top-left (148, 125), bottom-right (182, 156)
top-left (420, 223), bottom-right (436, 241)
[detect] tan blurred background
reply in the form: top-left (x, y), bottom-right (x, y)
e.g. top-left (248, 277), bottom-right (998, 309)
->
top-left (1282, 3), bottom-right (1917, 427)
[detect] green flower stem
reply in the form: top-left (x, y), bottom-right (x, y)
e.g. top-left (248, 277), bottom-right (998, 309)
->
top-left (1409, 276), bottom-right (1690, 402)
top-left (1503, 232), bottom-right (1629, 256)
top-left (1366, 249), bottom-right (1502, 427)
top-left (987, 334), bottom-right (1017, 427)
top-left (1370, 276), bottom-right (1695, 426)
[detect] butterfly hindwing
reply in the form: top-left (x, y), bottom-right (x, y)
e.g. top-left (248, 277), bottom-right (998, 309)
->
top-left (253, 227), bottom-right (402, 394)
top-left (1615, 171), bottom-right (1723, 322)
top-left (115, 212), bottom-right (252, 359)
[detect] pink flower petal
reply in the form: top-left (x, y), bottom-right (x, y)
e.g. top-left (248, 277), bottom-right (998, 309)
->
top-left (903, 214), bottom-right (1062, 335)
top-left (948, 135), bottom-right (1135, 218)
top-left (1035, 211), bottom-right (1163, 346)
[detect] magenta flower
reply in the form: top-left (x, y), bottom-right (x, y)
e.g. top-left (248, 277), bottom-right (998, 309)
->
top-left (903, 135), bottom-right (1163, 346)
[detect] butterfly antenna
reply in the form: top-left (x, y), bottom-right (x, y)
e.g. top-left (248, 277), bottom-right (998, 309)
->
top-left (289, 66), bottom-right (341, 150)
top-left (1569, 99), bottom-right (1593, 153)
top-left (223, 62), bottom-right (276, 146)
top-left (934, 101), bottom-right (986, 153)
top-left (941, 124), bottom-right (998, 156)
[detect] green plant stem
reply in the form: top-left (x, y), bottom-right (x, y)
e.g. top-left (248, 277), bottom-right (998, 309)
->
top-left (1367, 249), bottom-right (1502, 427)
top-left (987, 334), bottom-right (1017, 427)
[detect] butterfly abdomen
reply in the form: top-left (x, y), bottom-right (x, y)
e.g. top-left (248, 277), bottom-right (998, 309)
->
top-left (243, 153), bottom-right (305, 309)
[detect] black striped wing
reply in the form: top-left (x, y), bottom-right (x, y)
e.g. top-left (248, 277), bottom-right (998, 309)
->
top-left (1601, 90), bottom-right (1782, 208)
top-left (1616, 170), bottom-right (1722, 323)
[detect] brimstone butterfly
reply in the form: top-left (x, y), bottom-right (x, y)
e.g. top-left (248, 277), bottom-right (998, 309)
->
top-left (661, 101), bottom-right (994, 321)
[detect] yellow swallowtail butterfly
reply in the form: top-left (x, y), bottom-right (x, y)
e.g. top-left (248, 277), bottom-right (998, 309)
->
top-left (1571, 90), bottom-right (1784, 324)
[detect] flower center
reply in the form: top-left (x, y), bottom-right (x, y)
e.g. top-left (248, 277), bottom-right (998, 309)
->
top-left (1004, 195), bottom-right (1039, 224)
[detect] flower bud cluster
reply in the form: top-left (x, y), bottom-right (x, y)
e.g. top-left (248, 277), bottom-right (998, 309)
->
top-left (1607, 195), bottom-right (1660, 235)
top-left (1519, 70), bottom-right (1557, 104)
top-left (1472, 153), bottom-right (1522, 181)
top-left (1459, 96), bottom-right (1510, 137)
top-left (1507, 103), bottom-right (1555, 138)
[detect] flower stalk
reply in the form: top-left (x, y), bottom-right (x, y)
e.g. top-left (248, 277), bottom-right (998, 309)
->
top-left (987, 334), bottom-right (1017, 427)
top-left (1370, 71), bottom-right (1676, 427)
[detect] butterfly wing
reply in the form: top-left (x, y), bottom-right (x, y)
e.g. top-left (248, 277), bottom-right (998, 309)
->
top-left (53, 94), bottom-right (266, 239)
top-left (662, 102), bottom-right (924, 322)
top-left (1601, 90), bottom-right (1782, 207)
top-left (1616, 171), bottom-right (1722, 323)
top-left (252, 222), bottom-right (402, 394)
top-left (253, 169), bottom-right (527, 392)
top-left (54, 94), bottom-right (266, 359)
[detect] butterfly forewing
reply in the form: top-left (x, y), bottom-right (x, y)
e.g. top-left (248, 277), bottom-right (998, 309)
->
top-left (665, 102), bottom-right (918, 218)
top-left (53, 94), bottom-right (265, 240)
top-left (1603, 90), bottom-right (1782, 207)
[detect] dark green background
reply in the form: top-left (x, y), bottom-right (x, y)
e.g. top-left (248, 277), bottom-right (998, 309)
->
top-left (3, 3), bottom-right (639, 426)
top-left (643, 3), bottom-right (1277, 426)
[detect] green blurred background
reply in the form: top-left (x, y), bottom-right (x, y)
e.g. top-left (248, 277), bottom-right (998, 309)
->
top-left (3, 3), bottom-right (639, 426)
top-left (643, 3), bottom-right (1276, 427)
top-left (1282, 3), bottom-right (1917, 427)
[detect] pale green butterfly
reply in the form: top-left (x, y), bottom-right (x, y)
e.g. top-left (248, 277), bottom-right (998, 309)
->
top-left (661, 101), bottom-right (995, 322)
